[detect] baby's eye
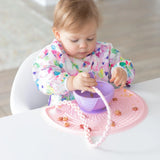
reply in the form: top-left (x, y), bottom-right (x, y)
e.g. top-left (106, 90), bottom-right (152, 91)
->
top-left (87, 38), bottom-right (94, 41)
top-left (71, 39), bottom-right (78, 43)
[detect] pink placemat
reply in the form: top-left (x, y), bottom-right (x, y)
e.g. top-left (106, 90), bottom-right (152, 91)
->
top-left (44, 88), bottom-right (148, 136)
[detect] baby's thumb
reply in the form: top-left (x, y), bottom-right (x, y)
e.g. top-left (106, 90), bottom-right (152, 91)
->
top-left (110, 70), bottom-right (116, 82)
top-left (81, 72), bottom-right (89, 78)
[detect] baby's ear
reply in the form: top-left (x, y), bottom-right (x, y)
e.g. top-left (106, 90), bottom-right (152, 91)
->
top-left (52, 27), bottom-right (60, 41)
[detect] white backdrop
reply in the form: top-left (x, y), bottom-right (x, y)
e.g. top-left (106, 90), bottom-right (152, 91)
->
top-left (33, 0), bottom-right (59, 6)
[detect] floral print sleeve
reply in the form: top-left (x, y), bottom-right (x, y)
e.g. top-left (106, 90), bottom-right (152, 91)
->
top-left (109, 44), bottom-right (135, 85)
top-left (32, 43), bottom-right (69, 95)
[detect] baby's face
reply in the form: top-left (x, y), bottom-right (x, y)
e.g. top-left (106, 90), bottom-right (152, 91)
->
top-left (59, 20), bottom-right (97, 59)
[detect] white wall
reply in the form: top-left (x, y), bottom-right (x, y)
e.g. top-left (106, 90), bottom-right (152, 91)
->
top-left (33, 0), bottom-right (100, 6)
top-left (33, 0), bottom-right (58, 6)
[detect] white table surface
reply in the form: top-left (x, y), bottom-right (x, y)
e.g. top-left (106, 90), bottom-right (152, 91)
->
top-left (0, 78), bottom-right (160, 160)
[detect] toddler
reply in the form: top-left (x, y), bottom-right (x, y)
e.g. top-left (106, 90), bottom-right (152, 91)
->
top-left (32, 0), bottom-right (135, 106)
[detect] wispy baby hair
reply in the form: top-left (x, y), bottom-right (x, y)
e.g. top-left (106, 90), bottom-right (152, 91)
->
top-left (53, 0), bottom-right (100, 32)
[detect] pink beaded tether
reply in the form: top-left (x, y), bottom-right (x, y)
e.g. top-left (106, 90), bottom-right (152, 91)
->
top-left (45, 87), bottom-right (148, 148)
top-left (54, 86), bottom-right (112, 147)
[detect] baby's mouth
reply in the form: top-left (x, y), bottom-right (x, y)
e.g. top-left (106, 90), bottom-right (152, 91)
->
top-left (79, 51), bottom-right (88, 54)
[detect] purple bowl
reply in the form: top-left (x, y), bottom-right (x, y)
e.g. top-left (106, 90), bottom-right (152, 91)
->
top-left (73, 81), bottom-right (114, 113)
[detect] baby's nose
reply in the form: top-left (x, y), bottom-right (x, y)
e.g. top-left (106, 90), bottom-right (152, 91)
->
top-left (80, 41), bottom-right (88, 49)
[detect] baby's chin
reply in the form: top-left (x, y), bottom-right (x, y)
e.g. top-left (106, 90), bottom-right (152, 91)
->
top-left (74, 55), bottom-right (88, 59)
top-left (72, 52), bottom-right (92, 59)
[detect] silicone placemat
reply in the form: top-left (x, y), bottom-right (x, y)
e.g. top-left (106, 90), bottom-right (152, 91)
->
top-left (44, 88), bottom-right (148, 136)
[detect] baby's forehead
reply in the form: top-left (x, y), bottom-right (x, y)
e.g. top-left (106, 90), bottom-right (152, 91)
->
top-left (62, 30), bottom-right (96, 38)
top-left (62, 21), bottom-right (97, 37)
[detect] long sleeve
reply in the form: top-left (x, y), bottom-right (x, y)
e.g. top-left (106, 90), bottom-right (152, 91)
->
top-left (32, 44), bottom-right (69, 95)
top-left (109, 45), bottom-right (135, 85)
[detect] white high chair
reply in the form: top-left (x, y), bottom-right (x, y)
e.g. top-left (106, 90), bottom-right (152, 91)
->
top-left (10, 51), bottom-right (49, 114)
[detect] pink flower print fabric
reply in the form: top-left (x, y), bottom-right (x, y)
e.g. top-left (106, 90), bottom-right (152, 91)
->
top-left (32, 39), bottom-right (135, 103)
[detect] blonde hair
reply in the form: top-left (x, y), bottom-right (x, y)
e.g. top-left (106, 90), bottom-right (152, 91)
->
top-left (53, 0), bottom-right (100, 32)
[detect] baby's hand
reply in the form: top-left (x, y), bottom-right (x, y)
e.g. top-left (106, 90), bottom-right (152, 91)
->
top-left (69, 72), bottom-right (97, 93)
top-left (110, 67), bottom-right (127, 88)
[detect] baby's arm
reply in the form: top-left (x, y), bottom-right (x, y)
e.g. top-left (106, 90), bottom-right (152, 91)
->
top-left (109, 46), bottom-right (135, 87)
top-left (32, 49), bottom-right (69, 95)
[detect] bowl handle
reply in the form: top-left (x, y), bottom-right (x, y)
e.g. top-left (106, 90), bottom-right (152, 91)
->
top-left (88, 72), bottom-right (95, 79)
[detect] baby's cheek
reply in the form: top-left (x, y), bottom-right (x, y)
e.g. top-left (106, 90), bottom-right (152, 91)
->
top-left (90, 41), bottom-right (96, 50)
top-left (68, 47), bottom-right (77, 55)
top-left (65, 43), bottom-right (76, 51)
top-left (64, 43), bottom-right (76, 55)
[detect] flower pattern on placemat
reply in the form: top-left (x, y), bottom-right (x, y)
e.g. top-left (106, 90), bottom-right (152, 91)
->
top-left (44, 88), bottom-right (148, 136)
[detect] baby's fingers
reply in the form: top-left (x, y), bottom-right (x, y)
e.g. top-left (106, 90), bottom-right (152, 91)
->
top-left (83, 87), bottom-right (96, 93)
top-left (110, 73), bottom-right (116, 83)
top-left (120, 82), bottom-right (126, 88)
top-left (84, 79), bottom-right (97, 87)
top-left (110, 76), bottom-right (115, 83)
top-left (114, 77), bottom-right (126, 88)
top-left (110, 69), bottom-right (117, 83)
top-left (113, 77), bottom-right (121, 86)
